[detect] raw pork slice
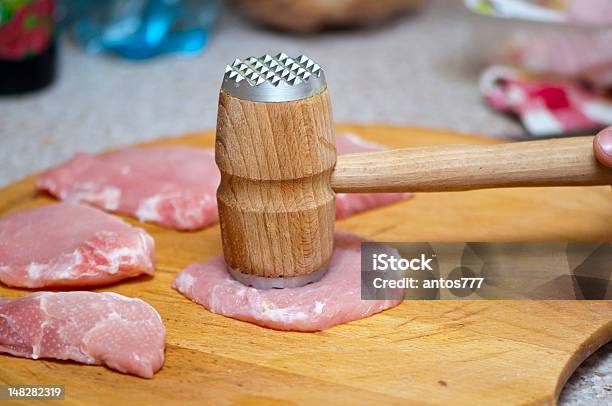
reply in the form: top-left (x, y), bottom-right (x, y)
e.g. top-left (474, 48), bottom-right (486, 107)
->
top-left (37, 146), bottom-right (219, 231)
top-left (0, 203), bottom-right (154, 288)
top-left (172, 231), bottom-right (402, 332)
top-left (0, 291), bottom-right (165, 378)
top-left (37, 133), bottom-right (410, 230)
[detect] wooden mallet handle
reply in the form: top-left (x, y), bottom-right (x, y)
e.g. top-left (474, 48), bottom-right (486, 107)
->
top-left (332, 136), bottom-right (612, 193)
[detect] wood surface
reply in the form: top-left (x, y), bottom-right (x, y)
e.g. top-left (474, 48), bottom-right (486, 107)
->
top-left (0, 124), bottom-right (611, 406)
top-left (332, 136), bottom-right (612, 193)
top-left (216, 89), bottom-right (335, 279)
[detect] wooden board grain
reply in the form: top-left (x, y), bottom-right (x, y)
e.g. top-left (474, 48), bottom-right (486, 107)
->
top-left (0, 124), bottom-right (610, 406)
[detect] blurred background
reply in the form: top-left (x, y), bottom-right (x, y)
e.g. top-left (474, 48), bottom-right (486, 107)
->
top-left (0, 0), bottom-right (611, 403)
top-left (2, 0), bottom-right (611, 186)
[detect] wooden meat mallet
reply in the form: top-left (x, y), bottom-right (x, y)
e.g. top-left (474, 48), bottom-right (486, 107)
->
top-left (215, 53), bottom-right (612, 289)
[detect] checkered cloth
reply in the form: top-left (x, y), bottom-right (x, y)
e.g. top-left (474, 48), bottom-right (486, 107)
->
top-left (480, 66), bottom-right (612, 136)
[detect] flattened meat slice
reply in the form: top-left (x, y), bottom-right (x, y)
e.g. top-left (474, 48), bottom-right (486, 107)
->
top-left (0, 203), bottom-right (154, 288)
top-left (37, 146), bottom-right (219, 231)
top-left (173, 231), bottom-right (402, 332)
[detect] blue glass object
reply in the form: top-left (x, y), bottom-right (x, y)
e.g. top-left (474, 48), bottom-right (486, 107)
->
top-left (61, 0), bottom-right (219, 60)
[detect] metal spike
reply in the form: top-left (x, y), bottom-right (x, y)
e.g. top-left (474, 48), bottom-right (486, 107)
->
top-left (221, 52), bottom-right (326, 102)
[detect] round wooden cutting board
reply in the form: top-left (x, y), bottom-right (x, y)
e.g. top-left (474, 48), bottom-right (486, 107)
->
top-left (0, 124), bottom-right (611, 405)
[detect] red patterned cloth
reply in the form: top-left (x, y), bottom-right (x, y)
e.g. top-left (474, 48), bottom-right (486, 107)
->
top-left (481, 66), bottom-right (612, 136)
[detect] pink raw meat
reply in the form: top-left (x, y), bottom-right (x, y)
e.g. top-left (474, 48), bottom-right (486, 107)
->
top-left (37, 146), bottom-right (219, 231)
top-left (0, 203), bottom-right (154, 288)
top-left (172, 231), bottom-right (402, 332)
top-left (0, 291), bottom-right (165, 378)
top-left (37, 134), bottom-right (411, 230)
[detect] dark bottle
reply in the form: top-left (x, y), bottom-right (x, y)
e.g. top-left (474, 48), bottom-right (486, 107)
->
top-left (0, 0), bottom-right (56, 95)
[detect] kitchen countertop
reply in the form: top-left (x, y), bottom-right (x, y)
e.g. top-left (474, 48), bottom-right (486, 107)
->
top-left (0, 1), bottom-right (609, 404)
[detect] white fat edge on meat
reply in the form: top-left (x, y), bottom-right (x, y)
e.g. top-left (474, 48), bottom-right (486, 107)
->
top-left (102, 291), bottom-right (144, 304)
top-left (235, 286), bottom-right (247, 298)
top-left (174, 272), bottom-right (196, 291)
top-left (255, 297), bottom-right (308, 323)
top-left (101, 292), bottom-right (163, 324)
top-left (135, 195), bottom-right (163, 222)
top-left (26, 263), bottom-right (47, 283)
top-left (145, 191), bottom-right (214, 229)
top-left (136, 229), bottom-right (155, 257)
top-left (258, 306), bottom-right (308, 323)
top-left (86, 231), bottom-right (150, 275)
top-left (31, 319), bottom-right (50, 360)
top-left (209, 284), bottom-right (222, 313)
top-left (314, 301), bottom-right (326, 314)
top-left (52, 250), bottom-right (84, 280)
top-left (32, 237), bottom-right (118, 282)
top-left (101, 246), bottom-right (140, 274)
top-left (31, 294), bottom-right (52, 360)
top-left (130, 230), bottom-right (155, 271)
top-left (67, 183), bottom-right (121, 211)
top-left (25, 244), bottom-right (120, 284)
top-left (168, 195), bottom-right (203, 230)
top-left (193, 193), bottom-right (216, 214)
